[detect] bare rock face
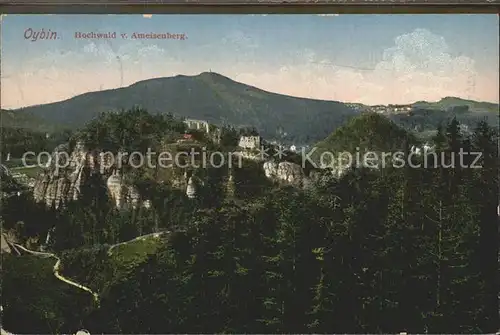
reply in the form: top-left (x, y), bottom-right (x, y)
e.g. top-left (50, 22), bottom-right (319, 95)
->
top-left (1, 232), bottom-right (21, 255)
top-left (263, 161), bottom-right (278, 179)
top-left (186, 176), bottom-right (197, 199)
top-left (106, 172), bottom-right (147, 210)
top-left (106, 172), bottom-right (125, 209)
top-left (32, 141), bottom-right (150, 210)
top-left (33, 142), bottom-right (91, 209)
top-left (263, 161), bottom-right (305, 186)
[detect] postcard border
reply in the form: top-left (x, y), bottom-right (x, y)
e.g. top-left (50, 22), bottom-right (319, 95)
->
top-left (0, 0), bottom-right (499, 14)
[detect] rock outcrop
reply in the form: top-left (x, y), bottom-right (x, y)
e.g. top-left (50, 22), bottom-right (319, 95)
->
top-left (33, 142), bottom-right (91, 208)
top-left (32, 141), bottom-right (153, 210)
top-left (106, 171), bottom-right (151, 210)
top-left (1, 233), bottom-right (21, 255)
top-left (186, 176), bottom-right (197, 199)
top-left (31, 141), bottom-right (207, 209)
top-left (262, 159), bottom-right (342, 189)
top-left (263, 161), bottom-right (305, 186)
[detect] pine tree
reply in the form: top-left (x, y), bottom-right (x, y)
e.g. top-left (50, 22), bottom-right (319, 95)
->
top-left (471, 121), bottom-right (499, 332)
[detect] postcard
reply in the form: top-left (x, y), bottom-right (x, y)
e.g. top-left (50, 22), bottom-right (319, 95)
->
top-left (1, 13), bottom-right (499, 335)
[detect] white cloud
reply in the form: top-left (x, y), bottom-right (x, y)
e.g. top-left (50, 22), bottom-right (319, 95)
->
top-left (83, 42), bottom-right (117, 63)
top-left (364, 28), bottom-right (479, 103)
top-left (233, 28), bottom-right (495, 105)
top-left (80, 41), bottom-right (169, 65)
top-left (317, 14), bottom-right (340, 17)
top-left (136, 44), bottom-right (165, 58)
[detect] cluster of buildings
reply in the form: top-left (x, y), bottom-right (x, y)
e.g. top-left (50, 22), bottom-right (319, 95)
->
top-left (369, 104), bottom-right (413, 114)
top-left (344, 103), bottom-right (366, 111)
top-left (267, 140), bottom-right (304, 153)
top-left (182, 118), bottom-right (307, 157)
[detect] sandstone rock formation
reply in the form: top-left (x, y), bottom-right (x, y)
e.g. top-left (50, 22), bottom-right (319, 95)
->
top-left (106, 171), bottom-right (147, 210)
top-left (1, 233), bottom-right (21, 255)
top-left (32, 141), bottom-right (206, 209)
top-left (263, 161), bottom-right (305, 186)
top-left (261, 159), bottom-right (342, 189)
top-left (34, 142), bottom-right (95, 208)
top-left (186, 176), bottom-right (197, 199)
top-left (33, 141), bottom-right (152, 210)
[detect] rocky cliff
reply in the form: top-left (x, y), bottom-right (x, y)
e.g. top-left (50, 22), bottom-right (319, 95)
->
top-left (32, 141), bottom-right (156, 210)
top-left (263, 161), bottom-right (306, 186)
top-left (262, 159), bottom-right (342, 189)
top-left (32, 139), bottom-right (335, 208)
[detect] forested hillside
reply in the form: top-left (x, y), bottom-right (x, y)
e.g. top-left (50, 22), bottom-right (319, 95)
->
top-left (5, 72), bottom-right (360, 144)
top-left (1, 108), bottom-right (498, 334)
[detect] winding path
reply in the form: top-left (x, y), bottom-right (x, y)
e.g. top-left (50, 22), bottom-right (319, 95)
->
top-left (9, 230), bottom-right (170, 303)
top-left (107, 231), bottom-right (168, 256)
top-left (11, 243), bottom-right (100, 304)
top-left (2, 230), bottom-right (171, 335)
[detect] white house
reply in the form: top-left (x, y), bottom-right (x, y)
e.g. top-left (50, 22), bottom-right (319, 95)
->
top-left (238, 136), bottom-right (261, 150)
top-left (183, 119), bottom-right (210, 133)
top-left (410, 143), bottom-right (435, 156)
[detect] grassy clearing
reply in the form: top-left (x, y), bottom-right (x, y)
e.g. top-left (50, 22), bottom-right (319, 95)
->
top-left (102, 236), bottom-right (166, 292)
top-left (109, 236), bottom-right (164, 269)
top-left (11, 166), bottom-right (43, 178)
top-left (58, 235), bottom-right (166, 295)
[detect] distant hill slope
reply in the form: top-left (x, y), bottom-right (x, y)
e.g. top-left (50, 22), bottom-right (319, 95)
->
top-left (4, 74), bottom-right (498, 144)
top-left (309, 112), bottom-right (415, 166)
top-left (388, 97), bottom-right (498, 134)
top-left (413, 96), bottom-right (498, 113)
top-left (0, 109), bottom-right (59, 133)
top-left (315, 112), bottom-right (414, 152)
top-left (6, 72), bottom-right (361, 144)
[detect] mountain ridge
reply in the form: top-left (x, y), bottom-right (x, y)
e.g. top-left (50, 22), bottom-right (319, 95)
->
top-left (2, 72), bottom-right (498, 144)
top-left (3, 72), bottom-right (361, 144)
top-left (5, 73), bottom-right (499, 111)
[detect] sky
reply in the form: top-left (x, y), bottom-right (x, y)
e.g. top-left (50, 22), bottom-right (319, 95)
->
top-left (1, 14), bottom-right (499, 109)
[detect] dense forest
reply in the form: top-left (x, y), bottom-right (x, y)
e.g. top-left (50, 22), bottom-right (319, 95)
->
top-left (1, 109), bottom-right (498, 334)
